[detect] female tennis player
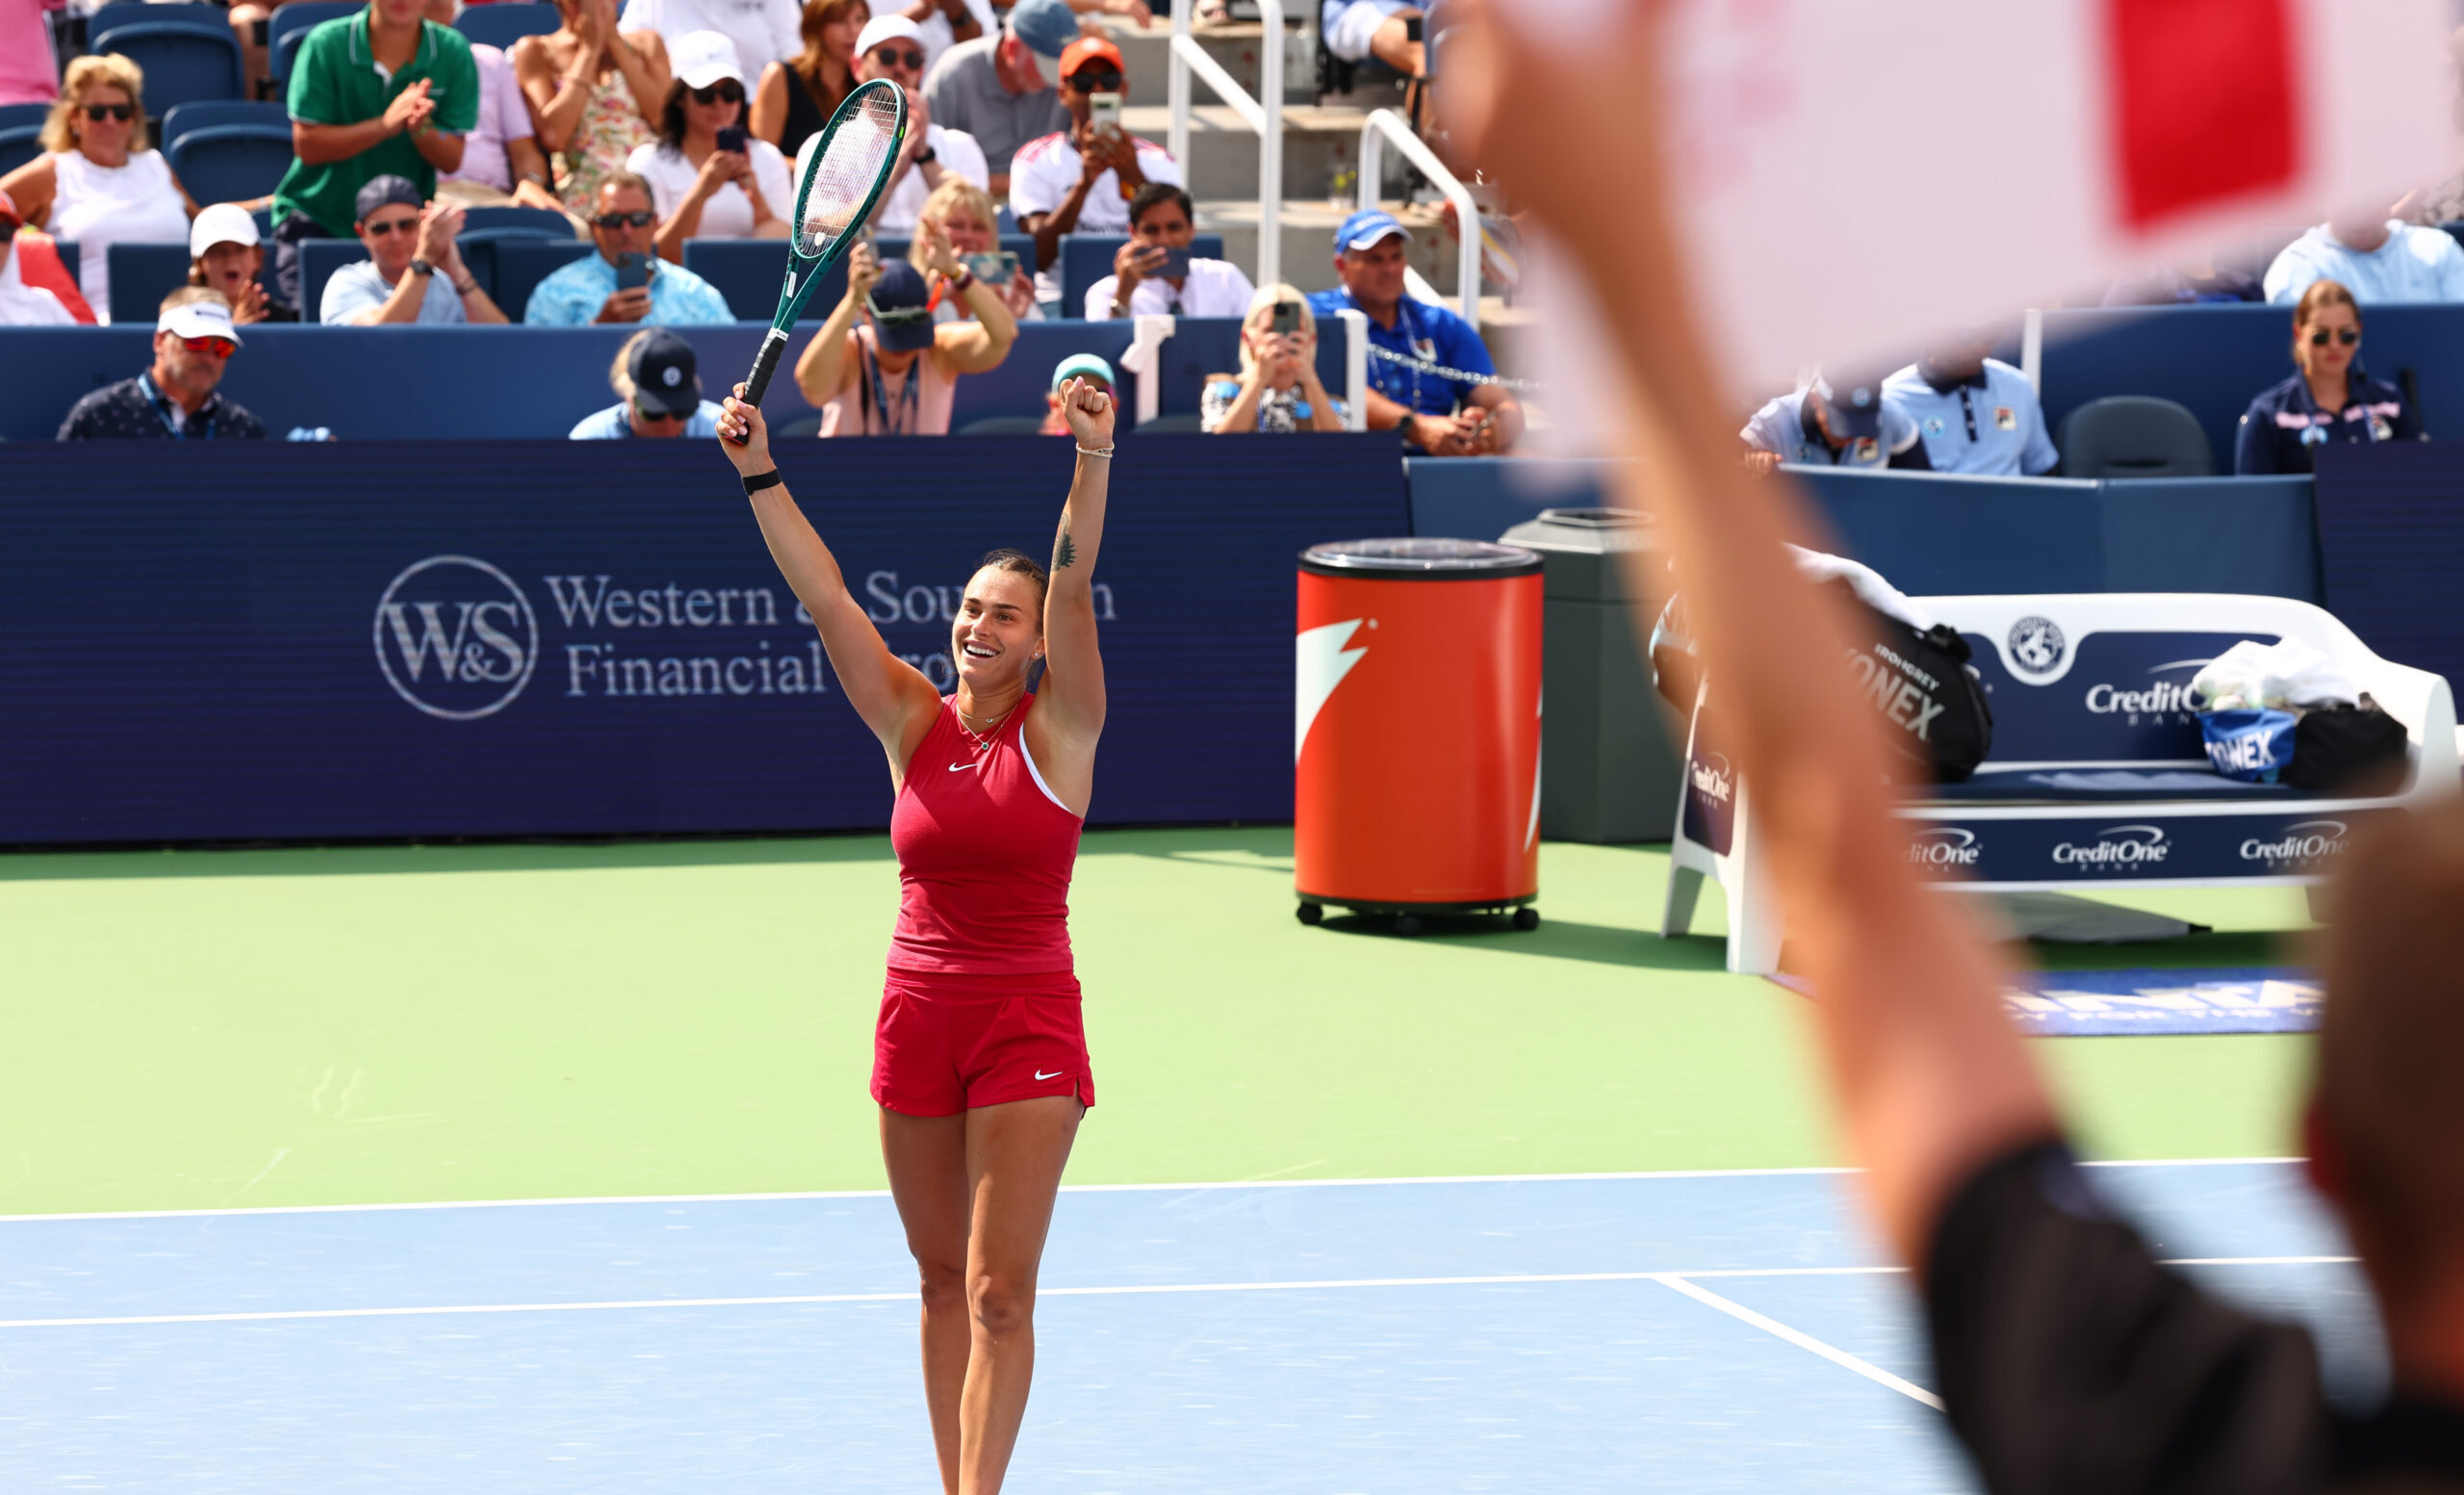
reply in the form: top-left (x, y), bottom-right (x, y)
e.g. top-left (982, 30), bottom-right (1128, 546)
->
top-left (715, 375), bottom-right (1112, 1495)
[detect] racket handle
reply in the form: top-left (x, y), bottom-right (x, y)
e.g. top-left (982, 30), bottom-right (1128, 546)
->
top-left (731, 328), bottom-right (791, 444)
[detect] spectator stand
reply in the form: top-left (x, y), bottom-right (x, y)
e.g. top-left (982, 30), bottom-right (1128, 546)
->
top-left (454, 3), bottom-right (561, 51)
top-left (268, 3), bottom-right (359, 98)
top-left (160, 101), bottom-right (295, 206)
top-left (1055, 233), bottom-right (1227, 318)
top-left (88, 4), bottom-right (245, 113)
top-left (0, 102), bottom-right (47, 178)
top-left (1663, 591), bottom-right (2460, 974)
top-left (1167, 0), bottom-right (1284, 291)
top-left (301, 229), bottom-right (588, 323)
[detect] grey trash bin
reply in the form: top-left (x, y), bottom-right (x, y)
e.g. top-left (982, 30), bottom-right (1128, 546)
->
top-left (1498, 506), bottom-right (1682, 842)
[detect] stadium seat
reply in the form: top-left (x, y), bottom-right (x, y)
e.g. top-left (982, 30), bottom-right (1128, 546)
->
top-left (0, 102), bottom-right (48, 133)
top-left (90, 1), bottom-right (230, 44)
top-left (683, 239), bottom-right (838, 322)
top-left (1131, 411), bottom-right (1206, 433)
top-left (2057, 396), bottom-right (2214, 478)
top-left (269, 3), bottom-right (358, 91)
top-left (494, 239), bottom-right (595, 317)
top-left (1057, 234), bottom-right (1226, 317)
top-left (168, 121), bottom-right (295, 204)
top-left (455, 205), bottom-right (577, 239)
top-left (299, 238), bottom-right (371, 322)
top-left (107, 242), bottom-right (199, 324)
top-left (958, 416), bottom-right (1048, 435)
top-left (0, 124), bottom-right (40, 178)
top-left (454, 3), bottom-right (560, 50)
top-left (454, 230), bottom-right (583, 305)
top-left (90, 26), bottom-right (246, 112)
top-left (159, 99), bottom-right (289, 152)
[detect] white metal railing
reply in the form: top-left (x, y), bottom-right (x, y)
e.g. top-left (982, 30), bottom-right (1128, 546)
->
top-left (1340, 308), bottom-right (1369, 432)
top-left (1357, 108), bottom-right (1478, 316)
top-left (1168, 0), bottom-right (1282, 291)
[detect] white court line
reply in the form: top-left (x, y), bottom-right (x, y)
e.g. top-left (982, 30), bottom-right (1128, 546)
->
top-left (1654, 1276), bottom-right (1946, 1411)
top-left (0, 1157), bottom-right (2303, 1225)
top-left (0, 1256), bottom-right (2349, 1332)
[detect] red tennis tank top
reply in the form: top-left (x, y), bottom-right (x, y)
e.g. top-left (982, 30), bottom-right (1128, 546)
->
top-left (886, 693), bottom-right (1084, 975)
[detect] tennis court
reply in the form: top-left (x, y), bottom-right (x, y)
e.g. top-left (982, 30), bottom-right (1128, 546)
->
top-left (0, 830), bottom-right (2345, 1490)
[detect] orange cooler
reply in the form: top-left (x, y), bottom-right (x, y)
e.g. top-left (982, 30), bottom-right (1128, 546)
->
top-left (1295, 539), bottom-right (1544, 932)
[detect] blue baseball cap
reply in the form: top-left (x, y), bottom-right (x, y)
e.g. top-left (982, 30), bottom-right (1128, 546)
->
top-left (1814, 374), bottom-right (1884, 442)
top-left (1335, 209), bottom-right (1412, 253)
top-left (866, 259), bottom-right (937, 353)
top-left (1005, 0), bottom-right (1077, 86)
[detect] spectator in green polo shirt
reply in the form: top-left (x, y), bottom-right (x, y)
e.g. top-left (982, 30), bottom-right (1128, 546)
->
top-left (269, 0), bottom-right (479, 316)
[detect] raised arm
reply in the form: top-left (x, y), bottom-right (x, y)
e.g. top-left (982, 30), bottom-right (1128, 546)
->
top-left (712, 387), bottom-right (943, 769)
top-left (1023, 378), bottom-right (1113, 809)
top-left (1446, 0), bottom-right (2056, 1269)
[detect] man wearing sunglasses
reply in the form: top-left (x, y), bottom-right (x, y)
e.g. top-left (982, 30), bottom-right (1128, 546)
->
top-left (522, 170), bottom-right (733, 324)
top-left (321, 174), bottom-right (510, 324)
top-left (1881, 326), bottom-right (2058, 477)
top-left (859, 15), bottom-right (990, 235)
top-left (571, 327), bottom-right (728, 438)
top-left (1011, 35), bottom-right (1181, 303)
top-left (58, 288), bottom-right (267, 441)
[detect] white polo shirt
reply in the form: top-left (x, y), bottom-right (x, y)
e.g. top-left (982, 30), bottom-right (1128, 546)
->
top-left (1008, 130), bottom-right (1183, 299)
top-left (1083, 255), bottom-right (1253, 319)
top-left (875, 124), bottom-right (991, 234)
top-left (1883, 358), bottom-right (2059, 476)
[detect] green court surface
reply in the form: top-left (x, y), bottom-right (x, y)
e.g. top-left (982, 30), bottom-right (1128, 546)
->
top-left (0, 830), bottom-right (2312, 1217)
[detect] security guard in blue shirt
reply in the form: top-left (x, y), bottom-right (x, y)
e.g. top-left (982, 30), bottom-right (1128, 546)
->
top-left (1740, 374), bottom-right (1930, 472)
top-left (1305, 210), bottom-right (1524, 455)
top-left (2236, 282), bottom-right (2426, 475)
top-left (1883, 331), bottom-right (2058, 477)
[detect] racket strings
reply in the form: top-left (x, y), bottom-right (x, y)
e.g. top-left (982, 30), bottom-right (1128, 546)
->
top-left (797, 92), bottom-right (904, 255)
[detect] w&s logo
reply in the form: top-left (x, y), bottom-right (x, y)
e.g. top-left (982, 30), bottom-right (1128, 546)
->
top-left (374, 556), bottom-right (538, 720)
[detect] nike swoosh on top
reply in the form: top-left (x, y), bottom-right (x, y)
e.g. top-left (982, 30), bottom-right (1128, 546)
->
top-left (949, 760), bottom-right (984, 771)
top-left (1034, 1070), bottom-right (1065, 1081)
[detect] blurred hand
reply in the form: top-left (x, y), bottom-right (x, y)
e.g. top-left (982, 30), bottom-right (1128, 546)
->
top-left (416, 201), bottom-right (461, 265)
top-left (1111, 239), bottom-right (1161, 294)
top-left (227, 277), bottom-right (273, 325)
top-left (901, 89), bottom-right (933, 157)
top-left (383, 80), bottom-right (435, 136)
top-left (596, 284), bottom-right (652, 322)
top-left (718, 382), bottom-right (774, 465)
top-left (916, 215), bottom-right (962, 277)
top-left (845, 239), bottom-right (882, 300)
top-left (1408, 411), bottom-right (1478, 455)
top-left (1100, 0), bottom-right (1153, 25)
top-left (1742, 449), bottom-right (1784, 476)
top-left (1061, 375), bottom-right (1116, 446)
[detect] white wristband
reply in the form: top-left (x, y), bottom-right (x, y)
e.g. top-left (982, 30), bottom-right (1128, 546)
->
top-left (1076, 445), bottom-right (1115, 458)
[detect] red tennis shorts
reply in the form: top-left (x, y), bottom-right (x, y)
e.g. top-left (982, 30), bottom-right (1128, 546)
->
top-left (872, 968), bottom-right (1093, 1117)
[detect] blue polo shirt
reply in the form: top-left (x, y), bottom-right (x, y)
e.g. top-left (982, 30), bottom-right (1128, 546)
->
top-left (1740, 386), bottom-right (1928, 469)
top-left (523, 254), bottom-right (733, 326)
top-left (1305, 285), bottom-right (1496, 420)
top-left (569, 400), bottom-right (726, 438)
top-left (1882, 359), bottom-right (2058, 476)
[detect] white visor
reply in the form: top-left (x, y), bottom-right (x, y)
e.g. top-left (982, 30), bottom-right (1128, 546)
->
top-left (158, 297), bottom-right (242, 346)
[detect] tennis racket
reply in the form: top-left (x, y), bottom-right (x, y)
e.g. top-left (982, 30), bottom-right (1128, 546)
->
top-left (733, 77), bottom-right (908, 420)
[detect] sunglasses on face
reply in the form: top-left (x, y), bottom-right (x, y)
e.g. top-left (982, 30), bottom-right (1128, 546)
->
top-left (85, 102), bottom-right (135, 122)
top-left (594, 210), bottom-right (655, 229)
top-left (1069, 67), bottom-right (1122, 91)
top-left (180, 335), bottom-right (237, 357)
top-left (2308, 327), bottom-right (2360, 348)
top-left (688, 80), bottom-right (744, 105)
top-left (364, 216), bottom-right (420, 237)
top-left (869, 44), bottom-right (924, 70)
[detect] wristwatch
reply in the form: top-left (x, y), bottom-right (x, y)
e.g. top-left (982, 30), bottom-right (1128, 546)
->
top-left (409, 258), bottom-right (436, 277)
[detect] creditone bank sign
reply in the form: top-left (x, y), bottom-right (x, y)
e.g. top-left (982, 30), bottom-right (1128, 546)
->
top-left (374, 556), bottom-right (1118, 720)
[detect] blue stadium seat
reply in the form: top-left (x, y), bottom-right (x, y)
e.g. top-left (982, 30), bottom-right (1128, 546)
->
top-left (52, 240), bottom-right (81, 284)
top-left (2057, 396), bottom-right (2215, 478)
top-left (168, 121), bottom-right (295, 204)
top-left (453, 230), bottom-right (581, 305)
top-left (91, 26), bottom-right (246, 112)
top-left (683, 239), bottom-right (837, 322)
top-left (454, 205), bottom-right (576, 239)
top-left (107, 242), bottom-right (199, 324)
top-left (0, 102), bottom-right (48, 132)
top-left (159, 99), bottom-right (289, 152)
top-left (958, 416), bottom-right (1048, 435)
top-left (494, 239), bottom-right (595, 318)
top-left (1057, 233), bottom-right (1226, 318)
top-left (300, 238), bottom-right (371, 322)
top-left (269, 3), bottom-right (358, 90)
top-left (90, 1), bottom-right (230, 44)
top-left (454, 3), bottom-right (560, 50)
top-left (0, 124), bottom-right (40, 179)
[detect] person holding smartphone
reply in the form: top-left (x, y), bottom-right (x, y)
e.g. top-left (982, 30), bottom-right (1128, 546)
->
top-left (1009, 35), bottom-right (1181, 302)
top-left (1202, 286), bottom-right (1345, 433)
top-left (910, 176), bottom-right (1040, 323)
top-left (627, 31), bottom-right (793, 265)
top-left (523, 170), bottom-right (735, 323)
top-left (1082, 182), bottom-right (1252, 321)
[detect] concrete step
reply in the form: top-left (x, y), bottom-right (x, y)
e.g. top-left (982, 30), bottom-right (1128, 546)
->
top-left (1098, 16), bottom-right (1272, 98)
top-left (1126, 101), bottom-right (1394, 204)
top-left (1192, 196), bottom-right (1461, 297)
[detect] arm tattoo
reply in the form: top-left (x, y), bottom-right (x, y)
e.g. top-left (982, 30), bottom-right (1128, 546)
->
top-left (1055, 529), bottom-right (1077, 569)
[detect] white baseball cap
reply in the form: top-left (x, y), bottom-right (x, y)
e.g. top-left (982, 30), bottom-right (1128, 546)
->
top-left (189, 201), bottom-right (260, 258)
top-left (854, 13), bottom-right (924, 60)
top-left (671, 30), bottom-right (745, 90)
top-left (158, 295), bottom-right (243, 346)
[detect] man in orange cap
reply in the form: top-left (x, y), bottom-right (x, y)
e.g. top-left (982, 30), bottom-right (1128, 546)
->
top-left (1009, 33), bottom-right (1183, 302)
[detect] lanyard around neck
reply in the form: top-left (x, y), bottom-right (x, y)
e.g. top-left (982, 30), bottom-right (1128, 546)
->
top-left (862, 336), bottom-right (921, 434)
top-left (141, 374), bottom-right (207, 440)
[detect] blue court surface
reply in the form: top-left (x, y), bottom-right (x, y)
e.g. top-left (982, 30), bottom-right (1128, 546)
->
top-left (0, 1165), bottom-right (2379, 1492)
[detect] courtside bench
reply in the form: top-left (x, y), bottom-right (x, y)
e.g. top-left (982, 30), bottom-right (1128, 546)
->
top-left (1662, 593), bottom-right (2460, 974)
